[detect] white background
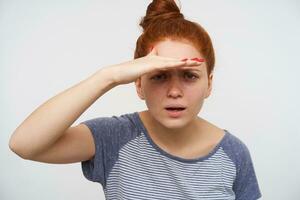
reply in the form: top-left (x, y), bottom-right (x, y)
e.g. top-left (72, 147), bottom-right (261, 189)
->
top-left (1, 0), bottom-right (299, 199)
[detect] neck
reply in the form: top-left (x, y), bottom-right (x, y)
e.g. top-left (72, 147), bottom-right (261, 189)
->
top-left (139, 110), bottom-right (206, 150)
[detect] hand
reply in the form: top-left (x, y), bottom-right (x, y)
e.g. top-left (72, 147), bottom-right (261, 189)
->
top-left (105, 47), bottom-right (204, 85)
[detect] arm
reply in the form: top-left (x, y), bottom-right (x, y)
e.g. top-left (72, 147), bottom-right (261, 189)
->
top-left (8, 46), bottom-right (201, 163)
top-left (9, 67), bottom-right (117, 160)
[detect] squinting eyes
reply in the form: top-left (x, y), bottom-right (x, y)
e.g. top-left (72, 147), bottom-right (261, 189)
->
top-left (150, 72), bottom-right (199, 81)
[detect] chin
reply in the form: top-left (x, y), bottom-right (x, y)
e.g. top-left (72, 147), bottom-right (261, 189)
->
top-left (151, 110), bottom-right (193, 130)
top-left (161, 120), bottom-right (189, 129)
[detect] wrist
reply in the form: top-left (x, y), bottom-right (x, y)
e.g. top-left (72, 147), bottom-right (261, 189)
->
top-left (98, 65), bottom-right (120, 87)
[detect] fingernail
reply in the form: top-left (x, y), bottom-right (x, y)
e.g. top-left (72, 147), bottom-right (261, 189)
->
top-left (191, 58), bottom-right (205, 62)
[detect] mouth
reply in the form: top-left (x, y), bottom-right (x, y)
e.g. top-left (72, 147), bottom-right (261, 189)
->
top-left (164, 106), bottom-right (186, 118)
top-left (165, 107), bottom-right (186, 111)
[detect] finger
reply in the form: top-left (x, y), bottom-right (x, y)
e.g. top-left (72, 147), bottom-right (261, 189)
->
top-left (168, 61), bottom-right (203, 70)
top-left (160, 61), bottom-right (189, 70)
top-left (154, 61), bottom-right (202, 73)
top-left (184, 60), bottom-right (204, 66)
top-left (164, 59), bottom-right (203, 68)
top-left (177, 65), bottom-right (204, 70)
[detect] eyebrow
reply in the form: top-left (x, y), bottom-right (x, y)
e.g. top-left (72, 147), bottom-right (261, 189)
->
top-left (149, 68), bottom-right (203, 77)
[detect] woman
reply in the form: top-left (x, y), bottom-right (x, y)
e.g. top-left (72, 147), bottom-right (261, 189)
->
top-left (9, 0), bottom-right (262, 199)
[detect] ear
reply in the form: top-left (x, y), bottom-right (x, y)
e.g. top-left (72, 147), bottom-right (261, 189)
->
top-left (205, 73), bottom-right (213, 99)
top-left (135, 77), bottom-right (145, 100)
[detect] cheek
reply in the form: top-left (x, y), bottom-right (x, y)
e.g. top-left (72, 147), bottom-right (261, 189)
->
top-left (142, 85), bottom-right (165, 107)
top-left (185, 85), bottom-right (207, 102)
top-left (142, 79), bottom-right (163, 96)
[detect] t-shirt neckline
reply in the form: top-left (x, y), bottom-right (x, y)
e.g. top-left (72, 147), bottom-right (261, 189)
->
top-left (132, 111), bottom-right (229, 163)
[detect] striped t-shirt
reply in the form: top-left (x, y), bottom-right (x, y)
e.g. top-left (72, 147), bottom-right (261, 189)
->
top-left (80, 112), bottom-right (262, 199)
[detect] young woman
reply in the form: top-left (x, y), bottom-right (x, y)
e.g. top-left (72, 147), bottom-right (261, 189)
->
top-left (9, 0), bottom-right (262, 199)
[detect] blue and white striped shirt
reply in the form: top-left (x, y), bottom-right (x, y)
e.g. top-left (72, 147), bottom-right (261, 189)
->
top-left (81, 112), bottom-right (261, 199)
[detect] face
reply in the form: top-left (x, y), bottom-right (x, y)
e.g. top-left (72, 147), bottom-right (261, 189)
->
top-left (135, 38), bottom-right (213, 129)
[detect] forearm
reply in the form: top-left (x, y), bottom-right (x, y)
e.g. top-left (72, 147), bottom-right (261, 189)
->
top-left (9, 67), bottom-right (117, 158)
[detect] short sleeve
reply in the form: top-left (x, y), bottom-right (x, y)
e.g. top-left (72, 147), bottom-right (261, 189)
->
top-left (80, 117), bottom-right (112, 186)
top-left (79, 113), bottom-right (138, 188)
top-left (233, 142), bottom-right (262, 200)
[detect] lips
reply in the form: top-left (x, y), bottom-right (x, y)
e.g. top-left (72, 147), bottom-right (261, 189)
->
top-left (164, 105), bottom-right (186, 111)
top-left (164, 105), bottom-right (186, 118)
top-left (165, 107), bottom-right (186, 111)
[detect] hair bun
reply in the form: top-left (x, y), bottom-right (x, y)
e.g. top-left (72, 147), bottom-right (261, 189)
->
top-left (139, 0), bottom-right (184, 31)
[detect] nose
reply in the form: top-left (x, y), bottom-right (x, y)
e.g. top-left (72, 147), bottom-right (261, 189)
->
top-left (167, 76), bottom-right (183, 98)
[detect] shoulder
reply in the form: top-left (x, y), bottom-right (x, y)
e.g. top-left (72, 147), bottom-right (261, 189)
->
top-left (223, 130), bottom-right (249, 151)
top-left (81, 112), bottom-right (137, 130)
top-left (221, 130), bottom-right (254, 170)
top-left (80, 112), bottom-right (141, 141)
top-left (199, 118), bottom-right (250, 154)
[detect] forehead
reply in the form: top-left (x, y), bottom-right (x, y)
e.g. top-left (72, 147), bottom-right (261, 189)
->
top-left (155, 39), bottom-right (203, 59)
top-left (152, 39), bottom-right (206, 73)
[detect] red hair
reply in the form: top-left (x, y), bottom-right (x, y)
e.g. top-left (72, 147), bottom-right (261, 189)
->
top-left (134, 0), bottom-right (215, 77)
